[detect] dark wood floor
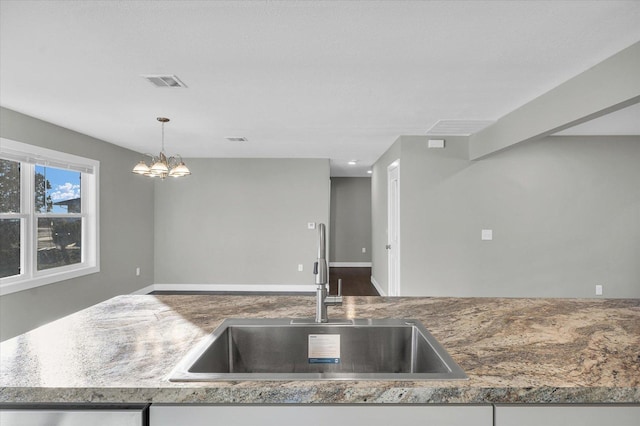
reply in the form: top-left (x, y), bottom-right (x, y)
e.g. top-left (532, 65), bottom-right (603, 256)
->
top-left (151, 267), bottom-right (379, 296)
top-left (329, 267), bottom-right (379, 296)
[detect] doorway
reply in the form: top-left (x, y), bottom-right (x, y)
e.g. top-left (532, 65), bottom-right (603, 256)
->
top-left (329, 177), bottom-right (376, 296)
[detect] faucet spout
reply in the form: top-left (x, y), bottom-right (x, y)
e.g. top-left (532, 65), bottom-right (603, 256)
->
top-left (314, 223), bottom-right (327, 285)
top-left (313, 224), bottom-right (342, 323)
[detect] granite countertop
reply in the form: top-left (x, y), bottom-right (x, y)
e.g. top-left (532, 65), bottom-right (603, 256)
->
top-left (0, 295), bottom-right (638, 404)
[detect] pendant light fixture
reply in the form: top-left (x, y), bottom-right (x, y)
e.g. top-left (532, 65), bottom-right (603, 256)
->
top-left (132, 117), bottom-right (191, 179)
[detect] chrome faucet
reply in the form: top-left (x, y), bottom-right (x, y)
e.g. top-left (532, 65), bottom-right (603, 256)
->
top-left (313, 223), bottom-right (342, 323)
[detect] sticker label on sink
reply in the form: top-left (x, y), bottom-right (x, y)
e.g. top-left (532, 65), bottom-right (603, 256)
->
top-left (308, 334), bottom-right (340, 364)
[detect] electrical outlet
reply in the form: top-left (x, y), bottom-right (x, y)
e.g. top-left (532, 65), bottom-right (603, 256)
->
top-left (481, 229), bottom-right (493, 240)
top-left (298, 264), bottom-right (304, 272)
top-left (362, 247), bottom-right (366, 253)
top-left (307, 222), bottom-right (316, 230)
top-left (595, 285), bottom-right (603, 296)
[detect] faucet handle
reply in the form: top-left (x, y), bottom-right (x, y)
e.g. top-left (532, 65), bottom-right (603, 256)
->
top-left (325, 278), bottom-right (343, 306)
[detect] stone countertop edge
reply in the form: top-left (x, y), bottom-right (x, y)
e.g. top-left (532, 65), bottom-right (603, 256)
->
top-left (0, 295), bottom-right (638, 405)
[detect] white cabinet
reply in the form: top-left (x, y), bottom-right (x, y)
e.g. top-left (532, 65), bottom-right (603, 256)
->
top-left (494, 404), bottom-right (640, 426)
top-left (149, 403), bottom-right (640, 426)
top-left (0, 406), bottom-right (147, 426)
top-left (151, 405), bottom-right (492, 426)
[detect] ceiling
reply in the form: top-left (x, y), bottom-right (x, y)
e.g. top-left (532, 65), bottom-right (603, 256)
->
top-left (1, 1), bottom-right (639, 176)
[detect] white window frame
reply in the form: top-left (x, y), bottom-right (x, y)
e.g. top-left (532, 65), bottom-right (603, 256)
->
top-left (0, 138), bottom-right (100, 296)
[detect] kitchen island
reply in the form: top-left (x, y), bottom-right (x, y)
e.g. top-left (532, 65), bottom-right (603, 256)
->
top-left (1, 295), bottom-right (638, 407)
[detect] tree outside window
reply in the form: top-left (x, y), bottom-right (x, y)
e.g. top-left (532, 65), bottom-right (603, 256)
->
top-left (0, 159), bottom-right (20, 278)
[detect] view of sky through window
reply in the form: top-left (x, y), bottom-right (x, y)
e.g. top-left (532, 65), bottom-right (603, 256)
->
top-left (35, 165), bottom-right (81, 213)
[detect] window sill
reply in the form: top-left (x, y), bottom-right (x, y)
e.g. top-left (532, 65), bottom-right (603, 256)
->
top-left (0, 265), bottom-right (100, 296)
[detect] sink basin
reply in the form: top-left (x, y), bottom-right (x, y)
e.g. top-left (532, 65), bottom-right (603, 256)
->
top-left (169, 318), bottom-right (467, 381)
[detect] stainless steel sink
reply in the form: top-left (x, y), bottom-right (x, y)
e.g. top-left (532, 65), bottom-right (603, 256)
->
top-left (169, 318), bottom-right (467, 381)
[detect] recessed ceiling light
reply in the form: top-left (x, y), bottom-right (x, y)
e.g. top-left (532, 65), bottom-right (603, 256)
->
top-left (141, 74), bottom-right (187, 88)
top-left (225, 137), bottom-right (248, 142)
top-left (348, 160), bottom-right (358, 165)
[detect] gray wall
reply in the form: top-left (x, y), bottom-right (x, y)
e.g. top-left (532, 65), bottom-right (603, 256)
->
top-left (329, 177), bottom-right (372, 263)
top-left (373, 134), bottom-right (640, 298)
top-left (154, 158), bottom-right (330, 287)
top-left (0, 107), bottom-right (155, 341)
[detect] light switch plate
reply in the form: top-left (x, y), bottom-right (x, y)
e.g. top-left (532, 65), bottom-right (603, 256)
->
top-left (481, 229), bottom-right (493, 240)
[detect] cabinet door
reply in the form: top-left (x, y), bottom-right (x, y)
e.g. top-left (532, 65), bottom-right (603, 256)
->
top-left (495, 404), bottom-right (640, 426)
top-left (151, 405), bottom-right (492, 426)
top-left (0, 408), bottom-right (145, 426)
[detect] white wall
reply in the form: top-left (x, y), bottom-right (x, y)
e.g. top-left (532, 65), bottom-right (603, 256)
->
top-left (0, 108), bottom-right (155, 341)
top-left (330, 177), bottom-right (371, 264)
top-left (373, 134), bottom-right (640, 298)
top-left (154, 158), bottom-right (330, 288)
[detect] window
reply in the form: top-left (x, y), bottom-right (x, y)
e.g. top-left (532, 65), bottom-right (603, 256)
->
top-left (0, 138), bottom-right (99, 295)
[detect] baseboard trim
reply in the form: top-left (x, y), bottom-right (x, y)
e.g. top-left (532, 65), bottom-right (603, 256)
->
top-left (133, 283), bottom-right (316, 294)
top-left (131, 284), bottom-right (155, 295)
top-left (370, 276), bottom-right (386, 296)
top-left (329, 262), bottom-right (372, 267)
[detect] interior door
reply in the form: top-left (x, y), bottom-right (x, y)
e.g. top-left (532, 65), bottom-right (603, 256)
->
top-left (387, 161), bottom-right (400, 296)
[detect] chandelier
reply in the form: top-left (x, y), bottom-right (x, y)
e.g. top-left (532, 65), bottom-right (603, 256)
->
top-left (132, 117), bottom-right (191, 179)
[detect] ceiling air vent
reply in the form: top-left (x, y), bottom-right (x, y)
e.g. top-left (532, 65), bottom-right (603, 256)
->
top-left (426, 120), bottom-right (494, 136)
top-left (225, 137), bottom-right (248, 142)
top-left (141, 74), bottom-right (187, 88)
